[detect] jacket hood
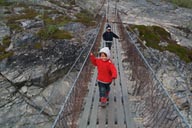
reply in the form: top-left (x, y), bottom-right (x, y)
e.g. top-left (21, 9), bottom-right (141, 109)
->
top-left (99, 47), bottom-right (110, 59)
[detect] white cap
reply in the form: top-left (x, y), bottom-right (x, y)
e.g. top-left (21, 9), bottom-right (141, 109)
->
top-left (99, 47), bottom-right (110, 59)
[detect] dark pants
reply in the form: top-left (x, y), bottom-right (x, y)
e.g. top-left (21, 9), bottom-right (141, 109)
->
top-left (98, 81), bottom-right (111, 98)
top-left (105, 41), bottom-right (112, 50)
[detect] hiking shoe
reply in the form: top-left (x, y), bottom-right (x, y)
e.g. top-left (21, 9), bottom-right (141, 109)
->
top-left (106, 97), bottom-right (109, 104)
top-left (106, 91), bottom-right (109, 102)
top-left (100, 102), bottom-right (107, 107)
top-left (100, 97), bottom-right (107, 107)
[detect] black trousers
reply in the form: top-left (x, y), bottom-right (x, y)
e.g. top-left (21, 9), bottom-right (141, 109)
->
top-left (98, 81), bottom-right (111, 98)
top-left (105, 41), bottom-right (112, 50)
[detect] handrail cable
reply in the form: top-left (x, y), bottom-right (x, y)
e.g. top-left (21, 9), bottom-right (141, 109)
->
top-left (125, 26), bottom-right (191, 127)
top-left (51, 18), bottom-right (104, 127)
top-left (125, 20), bottom-right (192, 121)
top-left (28, 22), bottom-right (101, 128)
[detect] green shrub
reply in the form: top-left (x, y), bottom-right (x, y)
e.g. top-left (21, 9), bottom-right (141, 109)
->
top-left (7, 23), bottom-right (22, 32)
top-left (37, 25), bottom-right (57, 39)
top-left (7, 8), bottom-right (37, 23)
top-left (6, 7), bottom-right (36, 32)
top-left (37, 25), bottom-right (72, 40)
top-left (2, 36), bottom-right (11, 47)
top-left (166, 43), bottom-right (192, 63)
top-left (0, 45), bottom-right (5, 52)
top-left (0, 36), bottom-right (12, 60)
top-left (34, 42), bottom-right (42, 49)
top-left (164, 0), bottom-right (192, 9)
top-left (0, 0), bottom-right (13, 6)
top-left (129, 25), bottom-right (192, 63)
top-left (0, 51), bottom-right (13, 61)
top-left (54, 15), bottom-right (71, 25)
top-left (51, 30), bottom-right (72, 39)
top-left (41, 13), bottom-right (71, 26)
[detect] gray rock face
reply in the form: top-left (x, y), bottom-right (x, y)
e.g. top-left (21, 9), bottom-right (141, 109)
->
top-left (0, 40), bottom-right (83, 128)
top-left (141, 47), bottom-right (192, 124)
top-left (0, 0), bottom-right (191, 127)
top-left (0, 1), bottom-right (97, 127)
top-left (60, 22), bottom-right (86, 33)
top-left (76, 0), bottom-right (102, 13)
top-left (119, 0), bottom-right (192, 48)
top-left (117, 0), bottom-right (192, 124)
top-left (2, 40), bottom-right (81, 82)
top-left (20, 20), bottom-right (44, 29)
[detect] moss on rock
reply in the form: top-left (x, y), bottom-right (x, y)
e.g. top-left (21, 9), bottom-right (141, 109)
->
top-left (129, 24), bottom-right (192, 63)
top-left (37, 25), bottom-right (72, 40)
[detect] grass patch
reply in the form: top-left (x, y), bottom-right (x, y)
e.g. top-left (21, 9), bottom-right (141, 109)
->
top-left (166, 43), bottom-right (192, 63)
top-left (6, 7), bottom-right (37, 32)
top-left (7, 8), bottom-right (37, 22)
top-left (34, 42), bottom-right (42, 49)
top-left (42, 14), bottom-right (71, 26)
top-left (51, 30), bottom-right (72, 39)
top-left (2, 35), bottom-right (11, 47)
top-left (0, 35), bottom-right (13, 61)
top-left (128, 25), bottom-right (192, 63)
top-left (38, 12), bottom-right (73, 40)
top-left (37, 25), bottom-right (57, 40)
top-left (37, 25), bottom-right (72, 40)
top-left (0, 0), bottom-right (13, 6)
top-left (7, 23), bottom-right (23, 32)
top-left (164, 0), bottom-right (192, 9)
top-left (0, 51), bottom-right (14, 61)
top-left (0, 45), bottom-right (5, 52)
top-left (75, 9), bottom-right (96, 26)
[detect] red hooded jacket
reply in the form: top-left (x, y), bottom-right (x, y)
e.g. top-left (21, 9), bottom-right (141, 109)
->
top-left (90, 47), bottom-right (117, 83)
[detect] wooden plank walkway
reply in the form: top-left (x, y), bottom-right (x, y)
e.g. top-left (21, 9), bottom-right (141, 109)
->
top-left (78, 24), bottom-right (136, 128)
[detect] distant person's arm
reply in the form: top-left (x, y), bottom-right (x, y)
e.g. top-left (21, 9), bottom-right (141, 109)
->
top-left (112, 32), bottom-right (119, 39)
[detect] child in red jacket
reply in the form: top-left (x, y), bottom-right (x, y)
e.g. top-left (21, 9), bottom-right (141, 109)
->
top-left (90, 47), bottom-right (117, 106)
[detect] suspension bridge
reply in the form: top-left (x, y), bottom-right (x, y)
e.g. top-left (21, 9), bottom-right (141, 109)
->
top-left (28, 1), bottom-right (191, 128)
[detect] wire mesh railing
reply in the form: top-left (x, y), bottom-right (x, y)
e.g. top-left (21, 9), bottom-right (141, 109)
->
top-left (125, 17), bottom-right (192, 123)
top-left (117, 13), bottom-right (191, 128)
top-left (51, 16), bottom-right (105, 128)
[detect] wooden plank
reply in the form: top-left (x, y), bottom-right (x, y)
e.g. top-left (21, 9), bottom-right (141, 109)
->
top-left (79, 69), bottom-right (97, 128)
top-left (113, 40), bottom-right (126, 128)
top-left (98, 107), bottom-right (107, 128)
top-left (88, 86), bottom-right (100, 128)
top-left (115, 78), bottom-right (126, 128)
top-left (108, 42), bottom-right (118, 128)
top-left (98, 99), bottom-right (107, 128)
top-left (115, 26), bottom-right (137, 128)
top-left (107, 82), bottom-right (117, 128)
top-left (79, 23), bottom-right (138, 128)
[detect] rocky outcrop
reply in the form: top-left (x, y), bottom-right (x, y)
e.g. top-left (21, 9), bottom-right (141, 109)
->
top-left (118, 0), bottom-right (192, 124)
top-left (0, 0), bottom-right (99, 127)
top-left (76, 0), bottom-right (102, 14)
top-left (119, 0), bottom-right (192, 48)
